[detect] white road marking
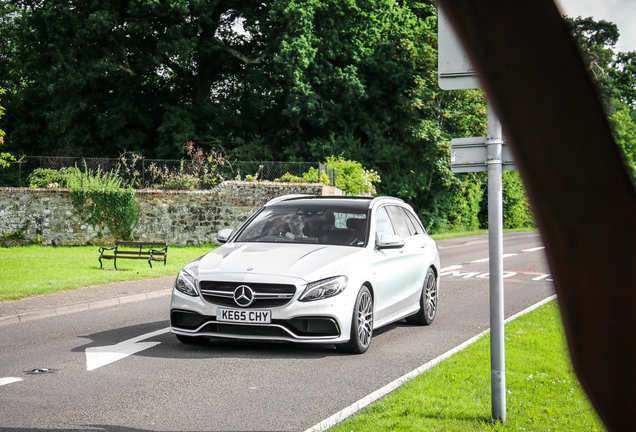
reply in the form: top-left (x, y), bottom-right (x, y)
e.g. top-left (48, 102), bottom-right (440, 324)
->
top-left (522, 246), bottom-right (545, 252)
top-left (477, 272), bottom-right (518, 279)
top-left (472, 253), bottom-right (518, 263)
top-left (86, 327), bottom-right (170, 371)
top-left (439, 265), bottom-right (464, 272)
top-left (304, 294), bottom-right (558, 432)
top-left (532, 274), bottom-right (551, 281)
top-left (0, 377), bottom-right (23, 386)
top-left (440, 270), bottom-right (482, 278)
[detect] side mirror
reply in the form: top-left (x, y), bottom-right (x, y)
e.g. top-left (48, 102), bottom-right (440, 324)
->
top-left (216, 228), bottom-right (233, 244)
top-left (377, 234), bottom-right (405, 250)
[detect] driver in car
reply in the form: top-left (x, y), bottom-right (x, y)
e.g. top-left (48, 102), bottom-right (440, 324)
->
top-left (284, 214), bottom-right (306, 240)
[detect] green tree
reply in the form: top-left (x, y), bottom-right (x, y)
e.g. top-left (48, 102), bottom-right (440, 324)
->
top-left (0, 88), bottom-right (16, 168)
top-left (268, 1), bottom-right (488, 231)
top-left (608, 106), bottom-right (636, 182)
top-left (565, 16), bottom-right (636, 189)
top-left (2, 0), bottom-right (280, 157)
top-left (2, 0), bottom-right (492, 231)
top-left (564, 16), bottom-right (624, 115)
top-left (610, 51), bottom-right (636, 108)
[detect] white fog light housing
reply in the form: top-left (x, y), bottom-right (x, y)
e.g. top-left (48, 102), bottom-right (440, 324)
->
top-left (299, 276), bottom-right (348, 302)
top-left (175, 270), bottom-right (199, 297)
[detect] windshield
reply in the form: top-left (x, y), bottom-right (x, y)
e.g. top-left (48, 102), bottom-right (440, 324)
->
top-left (235, 204), bottom-right (369, 247)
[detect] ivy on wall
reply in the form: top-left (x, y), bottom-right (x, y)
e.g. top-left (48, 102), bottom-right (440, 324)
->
top-left (65, 165), bottom-right (140, 240)
top-left (69, 188), bottom-right (139, 240)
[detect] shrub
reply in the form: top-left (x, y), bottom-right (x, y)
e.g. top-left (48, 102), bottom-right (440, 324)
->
top-left (66, 165), bottom-right (140, 240)
top-left (27, 167), bottom-right (80, 188)
top-left (325, 155), bottom-right (380, 195)
top-left (139, 143), bottom-right (228, 190)
top-left (502, 171), bottom-right (535, 228)
top-left (274, 172), bottom-right (305, 183)
top-left (301, 167), bottom-right (330, 184)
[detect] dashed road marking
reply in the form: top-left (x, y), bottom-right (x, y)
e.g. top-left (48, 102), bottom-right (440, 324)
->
top-left (522, 246), bottom-right (545, 252)
top-left (472, 253), bottom-right (518, 263)
top-left (0, 377), bottom-right (23, 386)
top-left (440, 267), bottom-right (552, 282)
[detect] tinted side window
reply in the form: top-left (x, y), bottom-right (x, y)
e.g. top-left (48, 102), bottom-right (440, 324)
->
top-left (403, 208), bottom-right (425, 235)
top-left (386, 206), bottom-right (411, 238)
top-left (401, 208), bottom-right (418, 236)
top-left (375, 207), bottom-right (395, 238)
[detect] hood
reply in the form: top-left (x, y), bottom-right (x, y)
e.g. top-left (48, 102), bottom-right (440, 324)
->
top-left (194, 242), bottom-right (367, 282)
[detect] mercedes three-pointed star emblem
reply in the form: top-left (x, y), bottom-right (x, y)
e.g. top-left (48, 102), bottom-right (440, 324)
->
top-left (233, 285), bottom-right (255, 307)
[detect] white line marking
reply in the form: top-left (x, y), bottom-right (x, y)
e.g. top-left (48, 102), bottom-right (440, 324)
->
top-left (472, 253), bottom-right (518, 263)
top-left (439, 265), bottom-right (463, 272)
top-left (0, 377), bottom-right (23, 386)
top-left (522, 247), bottom-right (545, 252)
top-left (86, 327), bottom-right (170, 371)
top-left (303, 294), bottom-right (558, 432)
top-left (532, 274), bottom-right (551, 281)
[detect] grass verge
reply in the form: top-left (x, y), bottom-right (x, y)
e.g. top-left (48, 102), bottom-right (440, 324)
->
top-left (0, 244), bottom-right (216, 301)
top-left (0, 229), bottom-right (535, 302)
top-left (430, 228), bottom-right (536, 241)
top-left (329, 301), bottom-right (606, 432)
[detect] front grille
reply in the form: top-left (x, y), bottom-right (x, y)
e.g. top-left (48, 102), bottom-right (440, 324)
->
top-left (199, 281), bottom-right (296, 308)
top-left (198, 318), bottom-right (340, 339)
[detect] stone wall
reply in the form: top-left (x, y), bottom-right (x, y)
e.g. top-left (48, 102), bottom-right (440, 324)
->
top-left (0, 181), bottom-right (343, 246)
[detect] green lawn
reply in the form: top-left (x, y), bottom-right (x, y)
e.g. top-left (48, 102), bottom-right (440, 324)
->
top-left (430, 228), bottom-right (537, 241)
top-left (328, 301), bottom-right (606, 431)
top-left (0, 230), bottom-right (534, 302)
top-left (0, 244), bottom-right (216, 301)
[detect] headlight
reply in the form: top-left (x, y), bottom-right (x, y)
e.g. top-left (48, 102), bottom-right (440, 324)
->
top-left (175, 270), bottom-right (199, 297)
top-left (299, 276), bottom-right (348, 302)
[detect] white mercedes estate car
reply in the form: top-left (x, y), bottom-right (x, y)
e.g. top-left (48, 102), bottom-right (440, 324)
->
top-left (170, 195), bottom-right (440, 354)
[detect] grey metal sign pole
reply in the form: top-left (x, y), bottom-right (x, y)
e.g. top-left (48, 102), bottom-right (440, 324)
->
top-left (487, 102), bottom-right (506, 422)
top-left (440, 7), bottom-right (507, 422)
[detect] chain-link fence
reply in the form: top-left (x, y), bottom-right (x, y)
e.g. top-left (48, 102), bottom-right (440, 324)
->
top-left (0, 156), bottom-right (336, 188)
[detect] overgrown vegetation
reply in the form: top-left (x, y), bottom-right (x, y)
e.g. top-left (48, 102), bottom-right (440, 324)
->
top-left (273, 155), bottom-right (380, 195)
top-left (63, 164), bottom-right (139, 241)
top-left (118, 142), bottom-right (229, 190)
top-left (27, 166), bottom-right (79, 188)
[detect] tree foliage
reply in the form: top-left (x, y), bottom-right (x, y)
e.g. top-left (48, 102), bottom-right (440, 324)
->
top-left (564, 16), bottom-right (636, 194)
top-left (6, 0), bottom-right (602, 231)
top-left (0, 88), bottom-right (16, 169)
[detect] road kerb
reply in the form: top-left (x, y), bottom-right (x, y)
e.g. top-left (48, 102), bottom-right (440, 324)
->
top-left (0, 289), bottom-right (173, 327)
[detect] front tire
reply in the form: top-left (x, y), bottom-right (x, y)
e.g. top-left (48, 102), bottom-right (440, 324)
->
top-left (406, 267), bottom-right (437, 325)
top-left (337, 286), bottom-right (373, 354)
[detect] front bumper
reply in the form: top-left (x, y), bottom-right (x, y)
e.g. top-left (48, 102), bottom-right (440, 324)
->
top-left (171, 309), bottom-right (342, 342)
top-left (170, 277), bottom-right (355, 343)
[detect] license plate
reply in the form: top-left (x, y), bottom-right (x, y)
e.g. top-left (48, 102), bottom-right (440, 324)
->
top-left (217, 308), bottom-right (271, 324)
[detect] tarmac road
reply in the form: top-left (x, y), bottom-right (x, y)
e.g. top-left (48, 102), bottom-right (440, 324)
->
top-left (0, 232), bottom-right (555, 431)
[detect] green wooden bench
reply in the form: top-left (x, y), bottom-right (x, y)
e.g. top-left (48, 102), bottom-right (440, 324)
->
top-left (98, 241), bottom-right (168, 270)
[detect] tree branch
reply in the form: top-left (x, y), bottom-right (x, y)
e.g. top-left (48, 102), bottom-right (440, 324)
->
top-left (221, 46), bottom-right (270, 64)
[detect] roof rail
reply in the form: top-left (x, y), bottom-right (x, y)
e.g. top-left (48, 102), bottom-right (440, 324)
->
top-left (265, 194), bottom-right (314, 206)
top-left (370, 196), bottom-right (405, 205)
